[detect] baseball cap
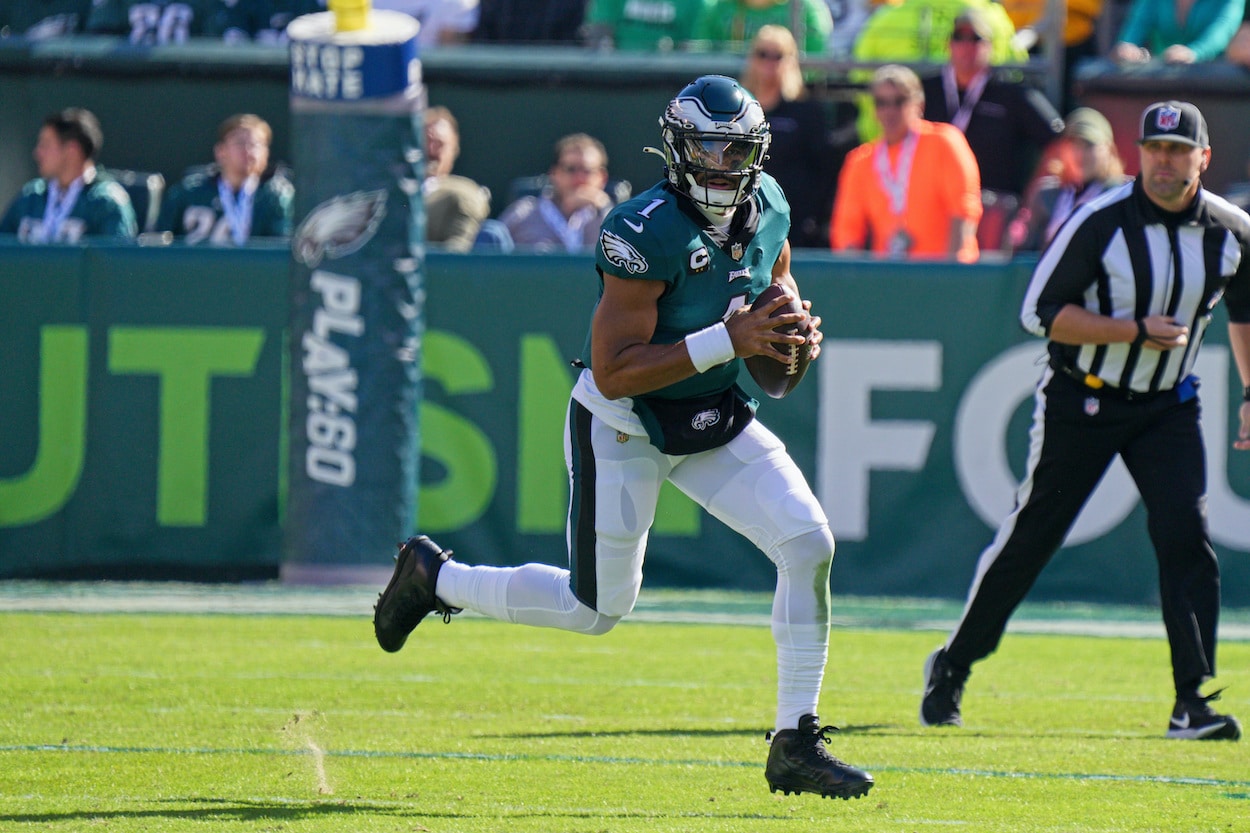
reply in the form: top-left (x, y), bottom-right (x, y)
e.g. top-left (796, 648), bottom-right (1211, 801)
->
top-left (1138, 100), bottom-right (1208, 148)
top-left (951, 7), bottom-right (993, 40)
top-left (1064, 108), bottom-right (1113, 146)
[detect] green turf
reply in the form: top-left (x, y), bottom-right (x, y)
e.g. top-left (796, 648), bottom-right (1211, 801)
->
top-left (1, 604), bottom-right (1247, 832)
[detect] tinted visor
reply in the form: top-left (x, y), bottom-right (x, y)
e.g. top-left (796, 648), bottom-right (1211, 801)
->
top-left (681, 137), bottom-right (761, 172)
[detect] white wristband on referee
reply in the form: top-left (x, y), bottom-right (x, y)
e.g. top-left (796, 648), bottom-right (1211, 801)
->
top-left (685, 322), bottom-right (735, 373)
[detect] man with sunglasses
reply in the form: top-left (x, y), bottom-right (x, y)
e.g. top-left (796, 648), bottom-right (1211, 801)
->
top-left (921, 7), bottom-right (1063, 222)
top-left (374, 75), bottom-right (875, 800)
top-left (499, 132), bottom-right (615, 252)
top-left (832, 63), bottom-right (982, 262)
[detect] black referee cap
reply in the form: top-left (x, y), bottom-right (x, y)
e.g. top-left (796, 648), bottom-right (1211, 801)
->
top-left (1138, 100), bottom-right (1208, 149)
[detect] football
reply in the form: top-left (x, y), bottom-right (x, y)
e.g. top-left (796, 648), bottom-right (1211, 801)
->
top-left (744, 283), bottom-right (812, 399)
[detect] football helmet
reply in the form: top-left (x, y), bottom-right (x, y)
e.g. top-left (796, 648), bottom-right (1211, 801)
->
top-left (658, 75), bottom-right (770, 213)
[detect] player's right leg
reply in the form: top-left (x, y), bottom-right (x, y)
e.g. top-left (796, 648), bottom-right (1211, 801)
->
top-left (373, 400), bottom-right (668, 651)
top-left (670, 421), bottom-right (872, 799)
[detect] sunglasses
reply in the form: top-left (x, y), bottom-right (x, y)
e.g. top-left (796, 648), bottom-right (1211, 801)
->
top-left (872, 95), bottom-right (910, 109)
top-left (752, 49), bottom-right (785, 61)
top-left (950, 31), bottom-right (986, 43)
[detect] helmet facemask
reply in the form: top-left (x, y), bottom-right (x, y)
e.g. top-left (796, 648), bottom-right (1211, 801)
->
top-left (658, 76), bottom-right (771, 217)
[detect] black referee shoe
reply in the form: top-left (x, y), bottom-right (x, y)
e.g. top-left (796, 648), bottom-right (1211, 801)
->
top-left (920, 647), bottom-right (968, 727)
top-left (1166, 690), bottom-right (1242, 740)
top-left (373, 535), bottom-right (461, 653)
top-left (764, 714), bottom-right (874, 799)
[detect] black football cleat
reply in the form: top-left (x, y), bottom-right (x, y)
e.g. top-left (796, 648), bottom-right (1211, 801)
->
top-left (764, 714), bottom-right (874, 799)
top-left (1166, 689), bottom-right (1242, 740)
top-left (373, 535), bottom-right (461, 653)
top-left (920, 647), bottom-right (968, 727)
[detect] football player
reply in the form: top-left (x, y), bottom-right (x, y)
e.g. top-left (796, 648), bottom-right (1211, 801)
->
top-left (0, 108), bottom-right (137, 243)
top-left (373, 75), bottom-right (873, 800)
top-left (156, 114), bottom-right (294, 245)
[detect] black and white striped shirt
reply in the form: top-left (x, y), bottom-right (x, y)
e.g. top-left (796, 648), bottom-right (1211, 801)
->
top-left (1021, 178), bottom-right (1250, 394)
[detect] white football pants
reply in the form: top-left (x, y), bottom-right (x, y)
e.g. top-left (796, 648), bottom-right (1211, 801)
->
top-left (434, 400), bottom-right (835, 731)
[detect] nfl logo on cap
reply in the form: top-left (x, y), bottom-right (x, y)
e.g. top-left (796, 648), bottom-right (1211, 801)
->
top-left (1139, 100), bottom-right (1209, 148)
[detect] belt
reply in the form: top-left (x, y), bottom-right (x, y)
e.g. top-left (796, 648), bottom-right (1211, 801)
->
top-left (1051, 361), bottom-right (1168, 402)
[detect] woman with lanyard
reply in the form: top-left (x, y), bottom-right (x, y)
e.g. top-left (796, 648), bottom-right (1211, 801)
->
top-left (831, 64), bottom-right (982, 263)
top-left (156, 114), bottom-right (294, 245)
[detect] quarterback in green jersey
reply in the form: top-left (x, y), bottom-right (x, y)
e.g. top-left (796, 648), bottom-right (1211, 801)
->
top-left (372, 76), bottom-right (873, 800)
top-left (0, 108), bottom-right (136, 243)
top-left (156, 114), bottom-right (294, 245)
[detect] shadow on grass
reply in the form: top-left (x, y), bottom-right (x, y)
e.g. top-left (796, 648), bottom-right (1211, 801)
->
top-left (0, 798), bottom-right (414, 826)
top-left (494, 723), bottom-right (892, 740)
top-left (0, 796), bottom-right (811, 825)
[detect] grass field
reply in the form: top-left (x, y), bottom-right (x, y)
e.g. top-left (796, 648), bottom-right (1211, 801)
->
top-left (1, 586), bottom-right (1248, 833)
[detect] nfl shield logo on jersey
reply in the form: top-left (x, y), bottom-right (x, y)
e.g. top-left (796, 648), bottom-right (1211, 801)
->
top-left (1156, 106), bottom-right (1181, 130)
top-left (1084, 397), bottom-right (1100, 416)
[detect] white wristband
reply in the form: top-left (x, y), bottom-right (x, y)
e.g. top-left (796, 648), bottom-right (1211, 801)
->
top-left (685, 321), bottom-right (735, 373)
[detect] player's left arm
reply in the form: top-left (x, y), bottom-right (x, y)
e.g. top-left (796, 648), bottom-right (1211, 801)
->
top-left (771, 239), bottom-right (823, 361)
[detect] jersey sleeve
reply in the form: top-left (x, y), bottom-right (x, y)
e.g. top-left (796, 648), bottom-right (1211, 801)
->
top-left (595, 202), bottom-right (680, 284)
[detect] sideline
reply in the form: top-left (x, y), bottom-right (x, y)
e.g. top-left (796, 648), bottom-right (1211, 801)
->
top-left (1, 581), bottom-right (1249, 640)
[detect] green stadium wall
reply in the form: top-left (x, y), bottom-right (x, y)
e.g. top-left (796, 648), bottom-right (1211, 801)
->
top-left (2, 243), bottom-right (1249, 607)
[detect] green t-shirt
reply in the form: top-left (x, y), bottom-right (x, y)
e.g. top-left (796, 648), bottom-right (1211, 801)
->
top-left (585, 0), bottom-right (711, 50)
top-left (692, 0), bottom-right (832, 54)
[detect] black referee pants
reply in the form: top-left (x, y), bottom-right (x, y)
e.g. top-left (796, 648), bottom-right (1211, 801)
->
top-left (946, 369), bottom-right (1221, 695)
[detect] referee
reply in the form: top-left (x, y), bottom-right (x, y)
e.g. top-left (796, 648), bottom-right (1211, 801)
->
top-left (921, 100), bottom-right (1250, 741)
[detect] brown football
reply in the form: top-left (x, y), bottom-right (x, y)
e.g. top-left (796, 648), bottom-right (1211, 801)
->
top-left (744, 283), bottom-right (812, 399)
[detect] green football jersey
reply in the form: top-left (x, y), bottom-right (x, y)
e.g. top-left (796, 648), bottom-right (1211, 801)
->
top-left (85, 0), bottom-right (218, 43)
top-left (588, 174), bottom-right (791, 401)
top-left (0, 0), bottom-right (92, 38)
top-left (157, 168), bottom-right (295, 244)
top-left (0, 171), bottom-right (137, 242)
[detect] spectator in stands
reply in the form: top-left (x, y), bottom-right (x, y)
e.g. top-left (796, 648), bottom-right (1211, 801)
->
top-left (1009, 107), bottom-right (1130, 251)
top-left (472, 0), bottom-right (585, 42)
top-left (1, 108), bottom-right (137, 243)
top-left (0, 0), bottom-right (90, 38)
top-left (499, 133), bottom-right (614, 252)
top-left (832, 64), bottom-right (982, 262)
top-left (211, 0), bottom-right (323, 44)
top-left (87, 0), bottom-right (218, 43)
top-left (740, 24), bottom-right (838, 248)
top-left (582, 0), bottom-right (710, 50)
top-left (422, 106), bottom-right (491, 251)
top-left (374, 0), bottom-right (480, 47)
top-left (1000, 0), bottom-right (1102, 110)
top-left (922, 7), bottom-right (1063, 249)
top-left (1111, 0), bottom-right (1245, 63)
top-left (851, 0), bottom-right (1027, 142)
top-left (1221, 0), bottom-right (1250, 65)
top-left (156, 114), bottom-right (294, 245)
top-left (692, 0), bottom-right (833, 54)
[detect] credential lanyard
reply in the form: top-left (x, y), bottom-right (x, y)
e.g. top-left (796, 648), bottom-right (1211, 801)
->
top-left (218, 176), bottom-right (258, 245)
top-left (874, 130), bottom-right (919, 217)
top-left (942, 66), bottom-right (989, 134)
top-left (41, 177), bottom-right (84, 243)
